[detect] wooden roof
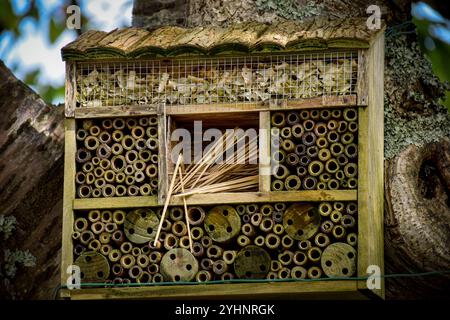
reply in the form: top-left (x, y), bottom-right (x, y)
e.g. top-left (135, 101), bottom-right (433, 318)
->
top-left (61, 18), bottom-right (384, 61)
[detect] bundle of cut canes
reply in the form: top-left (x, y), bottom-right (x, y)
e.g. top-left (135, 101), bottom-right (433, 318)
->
top-left (173, 128), bottom-right (259, 196)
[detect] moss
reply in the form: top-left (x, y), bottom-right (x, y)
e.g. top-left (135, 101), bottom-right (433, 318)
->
top-left (3, 249), bottom-right (36, 279)
top-left (0, 215), bottom-right (16, 240)
top-left (256, 0), bottom-right (324, 21)
top-left (384, 31), bottom-right (450, 159)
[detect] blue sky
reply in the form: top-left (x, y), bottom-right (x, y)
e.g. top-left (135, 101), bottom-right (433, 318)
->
top-left (0, 0), bottom-right (133, 102)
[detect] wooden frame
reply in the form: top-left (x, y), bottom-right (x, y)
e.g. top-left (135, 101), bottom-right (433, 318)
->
top-left (61, 33), bottom-right (384, 300)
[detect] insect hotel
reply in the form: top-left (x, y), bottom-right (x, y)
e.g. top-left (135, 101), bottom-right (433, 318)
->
top-left (60, 18), bottom-right (385, 299)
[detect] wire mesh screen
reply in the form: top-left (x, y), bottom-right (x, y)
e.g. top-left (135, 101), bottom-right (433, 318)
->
top-left (75, 52), bottom-right (358, 108)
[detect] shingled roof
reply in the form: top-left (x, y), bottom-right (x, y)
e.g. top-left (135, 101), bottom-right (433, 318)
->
top-left (61, 18), bottom-right (384, 61)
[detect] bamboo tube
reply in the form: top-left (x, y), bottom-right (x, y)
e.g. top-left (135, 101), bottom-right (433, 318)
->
top-left (127, 185), bottom-right (139, 196)
top-left (76, 148), bottom-right (92, 163)
top-left (91, 221), bottom-right (104, 234)
top-left (344, 163), bottom-right (358, 178)
top-left (301, 132), bottom-right (316, 147)
top-left (281, 139), bottom-right (295, 152)
top-left (133, 160), bottom-right (146, 172)
top-left (303, 119), bottom-right (314, 132)
top-left (147, 263), bottom-right (160, 275)
top-left (314, 233), bottom-right (330, 248)
top-left (337, 120), bottom-right (347, 133)
top-left (335, 170), bottom-right (345, 181)
top-left (293, 251), bottom-right (307, 266)
top-left (108, 249), bottom-right (122, 262)
top-left (168, 207), bottom-right (183, 221)
top-left (291, 266), bottom-right (307, 279)
top-left (206, 245), bottom-right (223, 259)
top-left (268, 261), bottom-right (281, 274)
top-left (306, 145), bottom-right (318, 158)
top-left (307, 247), bottom-right (322, 262)
top-left (330, 210), bottom-right (342, 223)
top-left (82, 162), bottom-right (94, 174)
top-left (250, 212), bottom-right (263, 227)
top-left (120, 254), bottom-right (136, 269)
top-left (76, 128), bottom-right (88, 141)
top-left (200, 258), bottom-right (213, 271)
top-left (327, 131), bottom-right (340, 143)
top-left (100, 244), bottom-right (112, 256)
top-left (80, 230), bottom-right (94, 245)
top-left (97, 144), bottom-right (112, 159)
top-left (125, 150), bottom-right (139, 164)
top-left (330, 142), bottom-right (344, 157)
top-left (343, 108), bottom-right (357, 121)
top-left (334, 202), bottom-right (344, 212)
top-left (223, 250), bottom-right (237, 265)
top-left (99, 232), bottom-right (111, 244)
top-left (137, 271), bottom-right (152, 284)
top-left (347, 233), bottom-right (358, 246)
top-left (94, 178), bottom-right (106, 190)
top-left (236, 205), bottom-right (246, 215)
top-left (196, 270), bottom-right (212, 282)
top-left (149, 251), bottom-right (162, 264)
top-left (120, 241), bottom-right (133, 254)
top-left (99, 131), bottom-right (111, 145)
top-left (213, 260), bottom-right (228, 275)
top-left (271, 112), bottom-right (286, 127)
top-left (341, 132), bottom-right (354, 145)
top-left (295, 144), bottom-right (306, 156)
top-left (348, 121), bottom-right (358, 132)
top-left (265, 233), bottom-right (280, 249)
top-left (342, 215), bottom-right (356, 228)
top-left (112, 230), bottom-right (125, 245)
top-left (190, 226), bottom-right (203, 241)
top-left (102, 184), bottom-right (115, 197)
top-left (279, 251), bottom-right (294, 266)
top-left (344, 143), bottom-right (358, 159)
top-left (307, 266), bottom-right (322, 279)
top-left (337, 154), bottom-right (349, 167)
top-left (273, 223), bottom-right (284, 235)
top-left (327, 119), bottom-right (338, 131)
top-left (242, 214), bottom-right (250, 223)
top-left (280, 127), bottom-right (292, 139)
top-left (308, 160), bottom-right (324, 176)
top-left (302, 176), bottom-right (317, 190)
top-left (237, 235), bottom-right (251, 247)
top-left (299, 110), bottom-right (309, 120)
top-left (278, 267), bottom-right (291, 279)
top-left (104, 170), bottom-right (115, 183)
top-left (100, 118), bottom-right (112, 130)
top-left (146, 137), bottom-right (158, 150)
top-left (124, 165), bottom-right (135, 176)
top-left (72, 231), bottom-right (80, 240)
top-left (272, 212), bottom-right (283, 224)
top-left (112, 277), bottom-right (123, 285)
top-left (267, 272), bottom-right (278, 280)
top-left (273, 164), bottom-right (289, 180)
top-left (111, 155), bottom-right (126, 172)
top-left (192, 242), bottom-right (204, 257)
top-left (135, 170), bottom-right (146, 183)
top-left (82, 119), bottom-right (94, 131)
top-left (114, 185), bottom-right (126, 196)
top-left (314, 122), bottom-right (327, 136)
top-left (260, 218), bottom-right (274, 233)
top-left (327, 179), bottom-right (339, 190)
top-left (84, 136), bottom-right (99, 151)
top-left (296, 166), bottom-right (307, 177)
top-left (120, 135), bottom-right (135, 151)
top-left (260, 204), bottom-right (274, 217)
top-left (115, 172), bottom-right (126, 184)
top-left (126, 118), bottom-right (138, 130)
top-left (271, 180), bottom-right (284, 191)
top-left (325, 158), bottom-right (339, 174)
top-left (310, 109), bottom-right (320, 120)
top-left (346, 202), bottom-right (358, 215)
top-left (179, 236), bottom-right (191, 249)
top-left (286, 153), bottom-right (299, 166)
top-left (320, 220), bottom-right (334, 234)
top-left (332, 225), bottom-right (346, 239)
top-left (281, 234), bottom-right (294, 249)
top-left (298, 240), bottom-right (312, 251)
top-left (136, 254), bottom-right (150, 269)
top-left (74, 217), bottom-right (88, 232)
top-left (274, 203), bottom-right (286, 211)
top-left (316, 137), bottom-right (328, 149)
top-left (172, 221), bottom-right (187, 237)
top-left (112, 264), bottom-right (124, 276)
top-left (146, 126), bottom-right (158, 138)
top-left (221, 272), bottom-right (234, 281)
top-left (161, 219), bottom-right (172, 232)
top-left (148, 116), bottom-right (158, 126)
top-left (152, 273), bottom-right (164, 283)
top-left (272, 150), bottom-right (286, 163)
top-left (132, 247), bottom-right (142, 257)
top-left (201, 236), bottom-right (212, 248)
top-left (145, 164), bottom-right (158, 178)
top-left (150, 179), bottom-right (158, 189)
top-left (75, 172), bottom-right (86, 185)
top-left (317, 181), bottom-right (327, 189)
top-left (73, 244), bottom-right (85, 256)
top-left (130, 126), bottom-right (145, 140)
top-left (186, 206), bottom-right (205, 226)
top-left (330, 109), bottom-right (341, 119)
top-left (242, 223), bottom-right (255, 237)
top-left (254, 235), bottom-right (265, 246)
top-left (286, 112), bottom-right (300, 125)
top-left (319, 173), bottom-right (331, 183)
top-left (291, 123), bottom-right (304, 139)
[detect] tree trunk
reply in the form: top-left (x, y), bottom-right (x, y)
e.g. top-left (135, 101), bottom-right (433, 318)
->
top-left (0, 0), bottom-right (448, 299)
